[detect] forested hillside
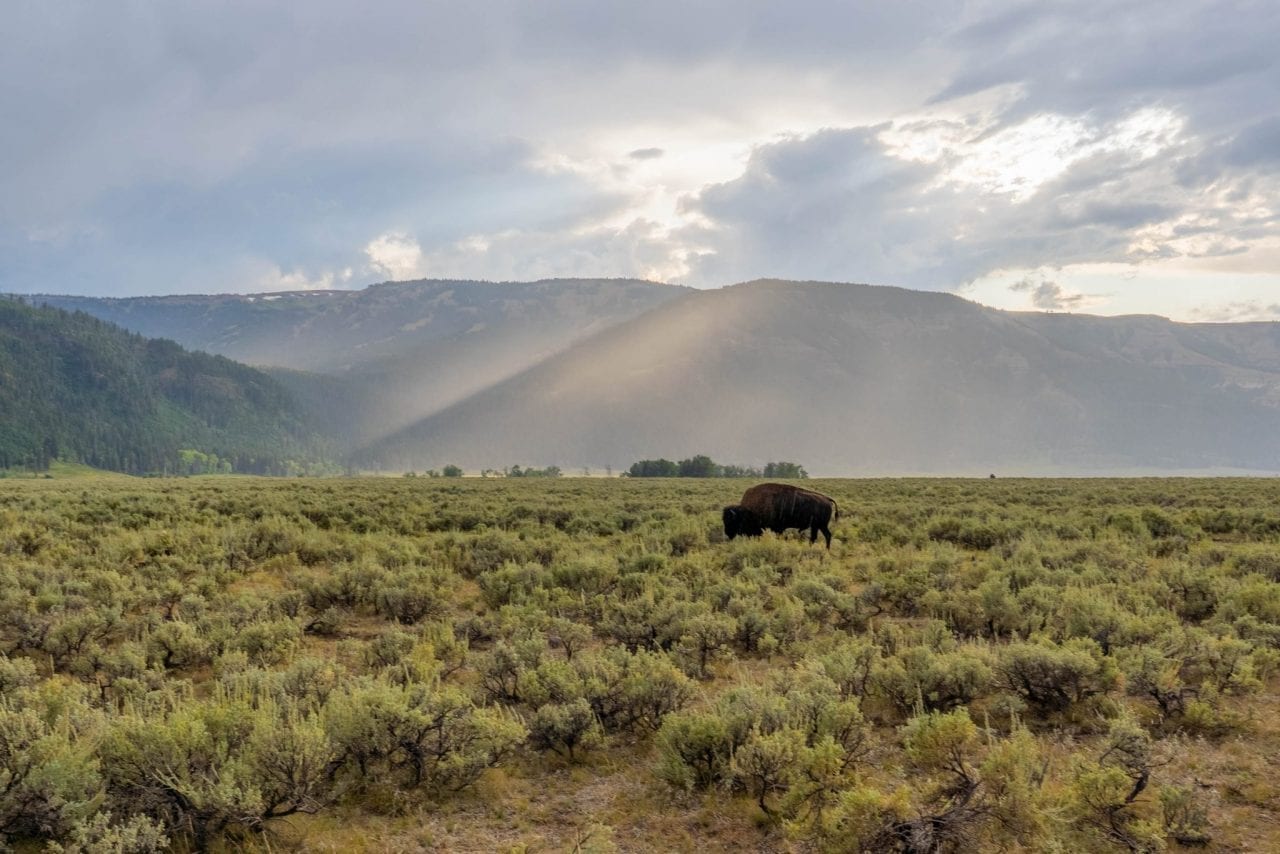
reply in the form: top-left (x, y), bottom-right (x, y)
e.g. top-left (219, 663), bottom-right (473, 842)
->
top-left (0, 298), bottom-right (331, 474)
top-left (38, 278), bottom-right (690, 447)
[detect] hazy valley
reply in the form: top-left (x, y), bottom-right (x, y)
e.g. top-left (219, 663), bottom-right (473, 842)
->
top-left (22, 277), bottom-right (1280, 476)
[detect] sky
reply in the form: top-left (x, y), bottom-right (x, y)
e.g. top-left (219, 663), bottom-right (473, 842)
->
top-left (2, 1), bottom-right (1278, 321)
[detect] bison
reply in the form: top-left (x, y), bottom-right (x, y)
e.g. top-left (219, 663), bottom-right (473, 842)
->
top-left (722, 482), bottom-right (838, 548)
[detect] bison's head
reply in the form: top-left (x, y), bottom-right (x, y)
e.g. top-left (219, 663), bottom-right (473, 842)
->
top-left (722, 506), bottom-right (742, 539)
top-left (722, 506), bottom-right (761, 540)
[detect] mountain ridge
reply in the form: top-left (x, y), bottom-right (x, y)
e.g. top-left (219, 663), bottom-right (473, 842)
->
top-left (31, 277), bottom-right (687, 372)
top-left (32, 278), bottom-right (691, 447)
top-left (357, 279), bottom-right (1280, 474)
top-left (20, 277), bottom-right (1280, 475)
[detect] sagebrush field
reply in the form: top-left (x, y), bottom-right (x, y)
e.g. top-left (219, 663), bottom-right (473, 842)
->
top-left (2, 477), bottom-right (1279, 852)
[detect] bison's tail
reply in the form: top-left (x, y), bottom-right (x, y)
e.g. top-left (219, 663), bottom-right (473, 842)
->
top-left (832, 499), bottom-right (839, 522)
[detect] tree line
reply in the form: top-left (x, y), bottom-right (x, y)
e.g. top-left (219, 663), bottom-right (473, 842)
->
top-left (627, 455), bottom-right (807, 478)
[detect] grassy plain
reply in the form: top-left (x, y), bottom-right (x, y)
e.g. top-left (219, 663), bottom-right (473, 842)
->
top-left (1, 477), bottom-right (1279, 852)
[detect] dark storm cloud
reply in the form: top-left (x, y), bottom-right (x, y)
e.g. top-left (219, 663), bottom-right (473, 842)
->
top-left (935, 0), bottom-right (1280, 119)
top-left (1221, 117), bottom-right (1280, 168)
top-left (2, 133), bottom-right (612, 295)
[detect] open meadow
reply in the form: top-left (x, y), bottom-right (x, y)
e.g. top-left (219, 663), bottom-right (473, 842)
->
top-left (2, 476), bottom-right (1279, 852)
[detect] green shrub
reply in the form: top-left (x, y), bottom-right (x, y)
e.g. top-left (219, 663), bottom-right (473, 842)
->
top-left (995, 639), bottom-right (1119, 713)
top-left (0, 654), bottom-right (39, 693)
top-left (677, 612), bottom-right (737, 678)
top-left (732, 728), bottom-right (805, 815)
top-left (814, 639), bottom-right (879, 699)
top-left (232, 617), bottom-right (301, 665)
top-left (0, 701), bottom-right (100, 843)
top-left (528, 699), bottom-right (603, 761)
top-left (47, 812), bottom-right (169, 853)
top-left (478, 637), bottom-right (544, 704)
top-left (99, 695), bottom-right (336, 846)
top-left (373, 568), bottom-right (450, 624)
top-left (324, 681), bottom-right (526, 792)
top-left (364, 626), bottom-right (417, 670)
top-left (927, 517), bottom-right (1009, 550)
top-left (1160, 784), bottom-right (1211, 846)
top-left (573, 647), bottom-right (692, 733)
top-left (1064, 716), bottom-right (1163, 852)
top-left (1118, 645), bottom-right (1189, 718)
top-left (872, 645), bottom-right (993, 715)
top-left (656, 710), bottom-right (735, 789)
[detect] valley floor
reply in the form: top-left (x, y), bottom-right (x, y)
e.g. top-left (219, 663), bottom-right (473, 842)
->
top-left (1, 477), bottom-right (1278, 852)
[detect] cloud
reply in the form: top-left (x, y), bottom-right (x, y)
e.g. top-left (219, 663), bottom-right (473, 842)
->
top-left (365, 233), bottom-right (425, 281)
top-left (255, 264), bottom-right (352, 292)
top-left (416, 219), bottom-right (681, 283)
top-left (1221, 116), bottom-right (1280, 168)
top-left (1008, 278), bottom-right (1100, 311)
top-left (0, 0), bottom-right (1277, 307)
top-left (1188, 300), bottom-right (1280, 322)
top-left (678, 100), bottom-right (1279, 290)
top-left (677, 128), bottom-right (956, 287)
top-left (934, 0), bottom-right (1280, 123)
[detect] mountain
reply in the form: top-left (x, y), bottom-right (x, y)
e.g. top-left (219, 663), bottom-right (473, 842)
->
top-left (33, 278), bottom-right (688, 372)
top-left (27, 278), bottom-right (1280, 475)
top-left (357, 280), bottom-right (1280, 474)
top-left (0, 298), bottom-right (331, 475)
top-left (35, 278), bottom-right (689, 445)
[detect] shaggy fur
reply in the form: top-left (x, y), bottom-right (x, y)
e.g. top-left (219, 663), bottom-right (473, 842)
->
top-left (722, 482), bottom-right (838, 548)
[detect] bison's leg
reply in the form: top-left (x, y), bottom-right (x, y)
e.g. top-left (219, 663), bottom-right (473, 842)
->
top-left (808, 525), bottom-right (819, 545)
top-left (820, 524), bottom-right (832, 549)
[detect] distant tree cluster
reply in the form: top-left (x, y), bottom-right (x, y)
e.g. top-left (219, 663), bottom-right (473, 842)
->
top-left (175, 448), bottom-right (233, 476)
top-left (627, 455), bottom-right (808, 478)
top-left (404, 464), bottom-right (465, 478)
top-left (627, 459), bottom-right (680, 477)
top-left (505, 464), bottom-right (562, 478)
top-left (761, 461), bottom-right (808, 478)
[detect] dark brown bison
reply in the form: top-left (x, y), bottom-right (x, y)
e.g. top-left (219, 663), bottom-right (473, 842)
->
top-left (722, 483), bottom-right (838, 548)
